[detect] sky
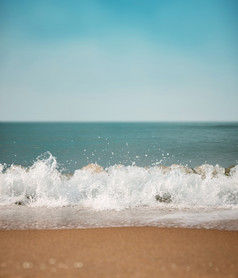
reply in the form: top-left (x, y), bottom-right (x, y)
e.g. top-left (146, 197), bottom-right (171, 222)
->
top-left (0, 0), bottom-right (237, 121)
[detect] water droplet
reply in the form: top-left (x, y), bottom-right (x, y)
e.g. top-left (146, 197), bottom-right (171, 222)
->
top-left (49, 258), bottom-right (56, 265)
top-left (74, 262), bottom-right (83, 268)
top-left (23, 262), bottom-right (33, 269)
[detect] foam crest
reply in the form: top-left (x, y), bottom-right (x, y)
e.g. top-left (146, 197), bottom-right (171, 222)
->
top-left (0, 152), bottom-right (237, 210)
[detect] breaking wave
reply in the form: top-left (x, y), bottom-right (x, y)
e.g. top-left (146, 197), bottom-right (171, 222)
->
top-left (0, 152), bottom-right (238, 210)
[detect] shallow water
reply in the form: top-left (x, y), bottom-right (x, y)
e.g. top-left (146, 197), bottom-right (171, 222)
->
top-left (0, 206), bottom-right (237, 230)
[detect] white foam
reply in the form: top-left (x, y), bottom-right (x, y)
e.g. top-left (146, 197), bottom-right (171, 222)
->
top-left (0, 152), bottom-right (237, 210)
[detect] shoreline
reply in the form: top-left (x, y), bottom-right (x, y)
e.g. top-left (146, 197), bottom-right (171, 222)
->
top-left (0, 227), bottom-right (237, 277)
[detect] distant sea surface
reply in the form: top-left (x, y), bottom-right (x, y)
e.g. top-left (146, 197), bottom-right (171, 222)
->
top-left (1, 122), bottom-right (237, 170)
top-left (0, 122), bottom-right (238, 230)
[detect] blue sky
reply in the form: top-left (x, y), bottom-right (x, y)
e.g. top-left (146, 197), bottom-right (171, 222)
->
top-left (0, 0), bottom-right (237, 121)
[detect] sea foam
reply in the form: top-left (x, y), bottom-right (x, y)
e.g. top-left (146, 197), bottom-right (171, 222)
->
top-left (0, 152), bottom-right (237, 210)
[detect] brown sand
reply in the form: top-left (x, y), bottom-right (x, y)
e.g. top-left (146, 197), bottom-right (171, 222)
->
top-left (0, 227), bottom-right (237, 278)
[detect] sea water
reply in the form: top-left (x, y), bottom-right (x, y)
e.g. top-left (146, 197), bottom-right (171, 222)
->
top-left (0, 122), bottom-right (238, 230)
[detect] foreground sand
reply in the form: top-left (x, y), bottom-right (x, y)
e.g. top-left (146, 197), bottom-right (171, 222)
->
top-left (0, 227), bottom-right (237, 278)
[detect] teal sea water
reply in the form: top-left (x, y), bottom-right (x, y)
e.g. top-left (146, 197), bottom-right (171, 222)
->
top-left (0, 122), bottom-right (238, 230)
top-left (1, 122), bottom-right (238, 171)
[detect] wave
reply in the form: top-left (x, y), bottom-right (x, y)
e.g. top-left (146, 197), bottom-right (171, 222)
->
top-left (0, 152), bottom-right (238, 210)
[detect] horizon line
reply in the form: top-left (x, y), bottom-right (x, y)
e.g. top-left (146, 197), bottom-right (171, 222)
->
top-left (0, 120), bottom-right (238, 123)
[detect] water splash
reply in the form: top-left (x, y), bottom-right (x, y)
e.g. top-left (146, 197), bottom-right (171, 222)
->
top-left (0, 152), bottom-right (237, 210)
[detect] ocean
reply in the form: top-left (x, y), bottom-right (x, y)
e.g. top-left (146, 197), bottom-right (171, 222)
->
top-left (0, 122), bottom-right (238, 230)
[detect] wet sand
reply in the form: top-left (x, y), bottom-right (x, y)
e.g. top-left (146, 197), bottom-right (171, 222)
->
top-left (0, 227), bottom-right (237, 278)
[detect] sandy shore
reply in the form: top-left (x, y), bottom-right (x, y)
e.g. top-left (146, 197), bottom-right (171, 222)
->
top-left (0, 227), bottom-right (237, 278)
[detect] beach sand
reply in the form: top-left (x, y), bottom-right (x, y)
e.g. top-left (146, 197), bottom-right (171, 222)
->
top-left (0, 227), bottom-right (237, 278)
